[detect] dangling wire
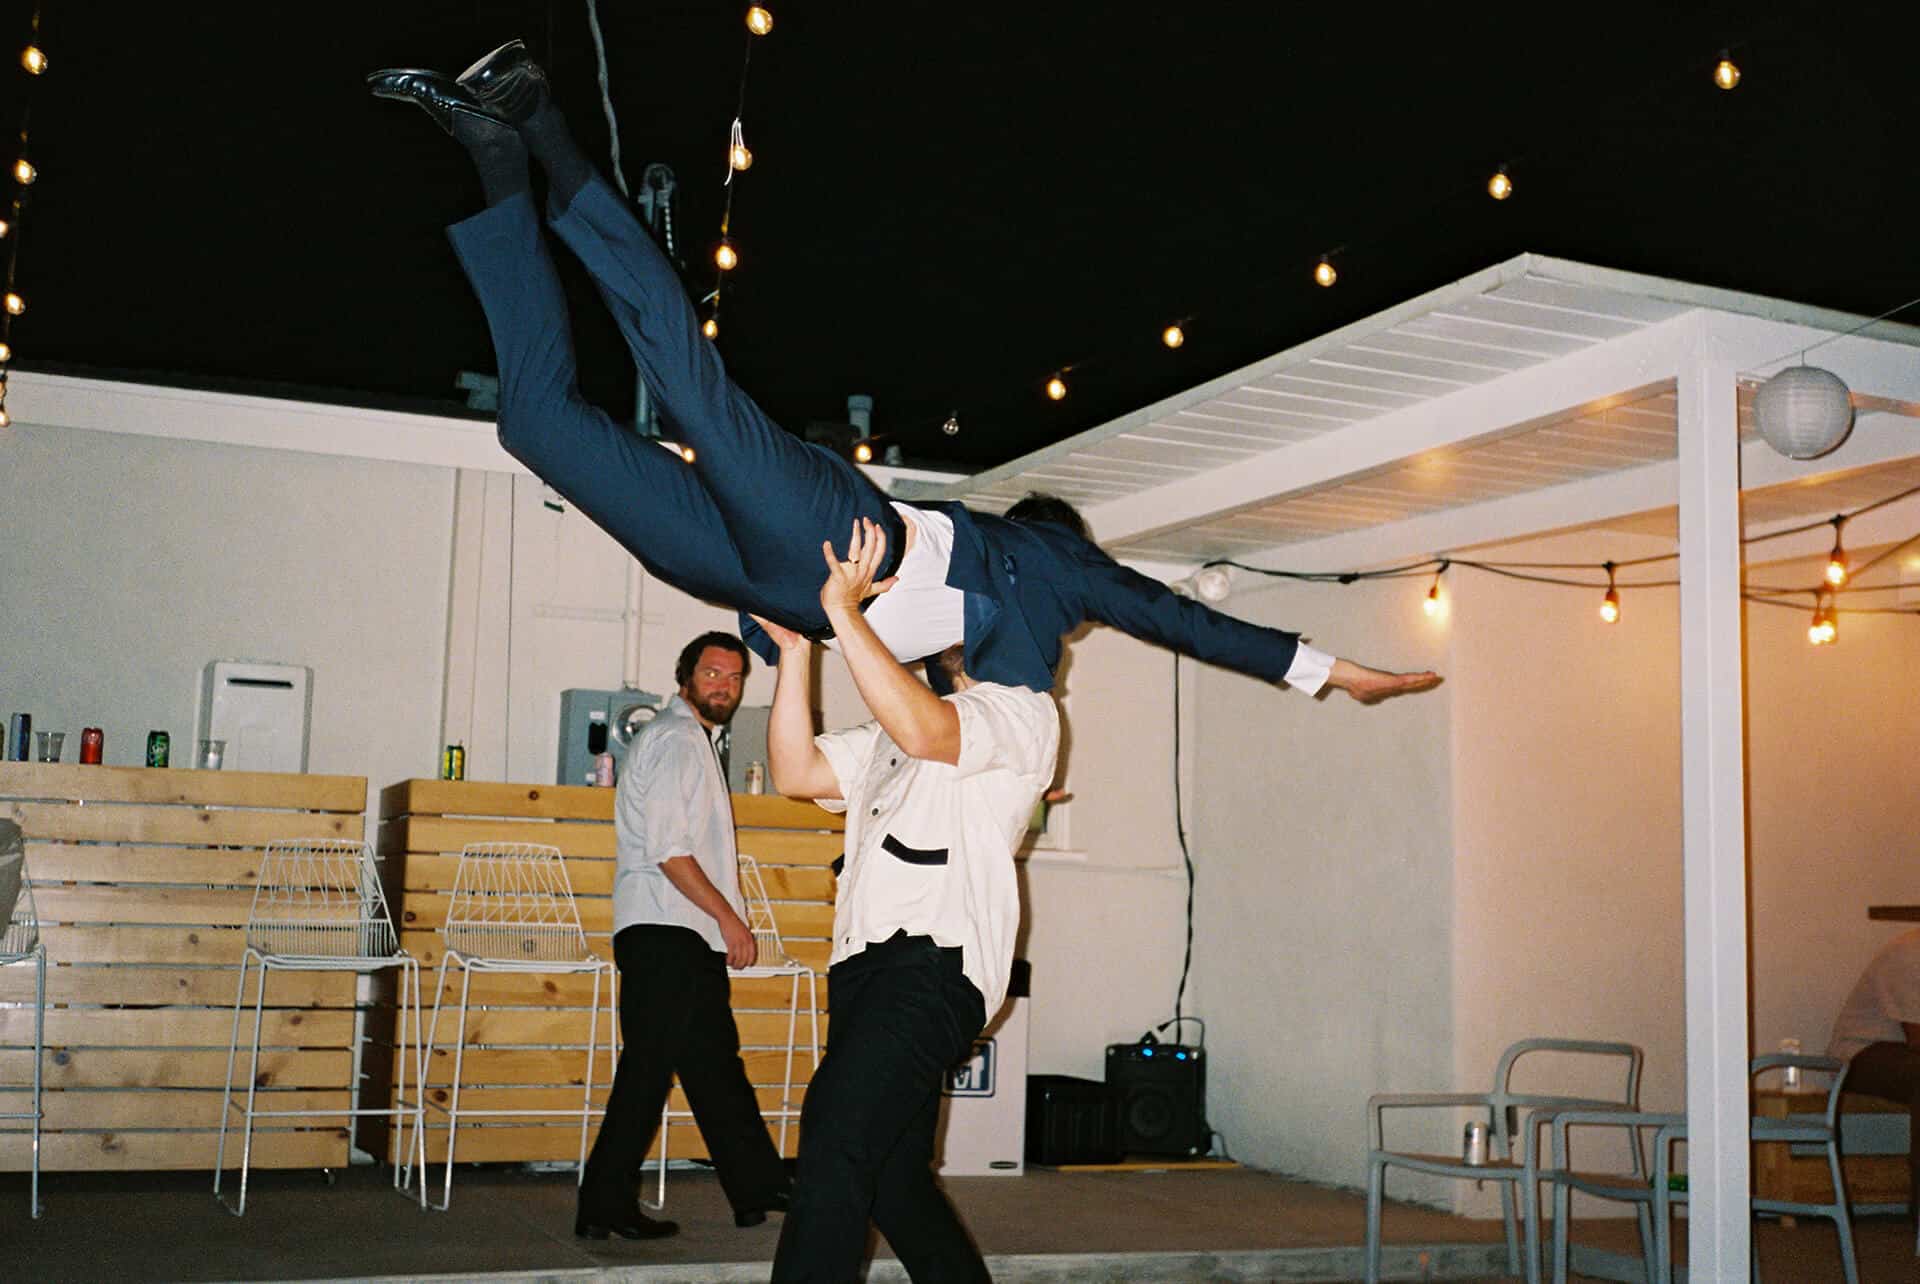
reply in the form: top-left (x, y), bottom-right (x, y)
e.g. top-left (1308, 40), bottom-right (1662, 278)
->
top-left (583, 0), bottom-right (629, 196)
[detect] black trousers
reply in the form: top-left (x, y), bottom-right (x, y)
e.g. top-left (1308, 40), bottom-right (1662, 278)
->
top-left (1844, 1041), bottom-right (1920, 1221)
top-left (579, 924), bottom-right (786, 1217)
top-left (772, 932), bottom-right (991, 1283)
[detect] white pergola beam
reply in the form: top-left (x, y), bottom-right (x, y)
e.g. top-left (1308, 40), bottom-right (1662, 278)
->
top-left (1676, 323), bottom-right (1751, 1282)
top-left (1083, 316), bottom-right (1691, 546)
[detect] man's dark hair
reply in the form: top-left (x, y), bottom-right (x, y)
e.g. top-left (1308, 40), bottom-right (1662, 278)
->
top-left (1004, 492), bottom-right (1089, 540)
top-left (675, 631), bottom-right (751, 687)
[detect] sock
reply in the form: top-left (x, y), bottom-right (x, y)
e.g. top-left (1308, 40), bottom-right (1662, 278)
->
top-left (451, 110), bottom-right (530, 208)
top-left (519, 101), bottom-right (595, 213)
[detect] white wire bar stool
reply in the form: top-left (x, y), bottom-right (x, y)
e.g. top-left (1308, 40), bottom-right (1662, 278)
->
top-left (643, 853), bottom-right (818, 1211)
top-left (0, 819), bottom-right (45, 1218)
top-left (215, 837), bottom-right (426, 1215)
top-left (406, 841), bottom-right (615, 1212)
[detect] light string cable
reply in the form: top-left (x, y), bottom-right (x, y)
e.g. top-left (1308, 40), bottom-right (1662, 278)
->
top-left (705, 9), bottom-right (764, 337)
top-left (0, 2), bottom-right (46, 429)
top-left (583, 0), bottom-right (629, 197)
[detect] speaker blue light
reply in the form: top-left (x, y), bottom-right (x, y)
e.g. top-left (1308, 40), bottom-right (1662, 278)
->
top-left (1141, 1047), bottom-right (1154, 1057)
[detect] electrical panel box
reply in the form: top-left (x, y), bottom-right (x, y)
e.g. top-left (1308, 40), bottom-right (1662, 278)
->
top-left (199, 660), bottom-right (313, 774)
top-left (556, 687), bottom-right (664, 787)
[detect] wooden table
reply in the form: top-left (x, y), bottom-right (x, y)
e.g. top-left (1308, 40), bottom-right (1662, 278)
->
top-left (0, 763), bottom-right (367, 1172)
top-left (368, 779), bottom-right (842, 1167)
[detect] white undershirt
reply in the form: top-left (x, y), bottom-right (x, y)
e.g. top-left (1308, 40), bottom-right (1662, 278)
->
top-left (838, 501), bottom-right (1335, 694)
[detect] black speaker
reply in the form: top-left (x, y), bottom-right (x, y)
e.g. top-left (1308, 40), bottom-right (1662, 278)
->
top-left (1105, 1039), bottom-right (1208, 1157)
top-left (1026, 1074), bottom-right (1122, 1165)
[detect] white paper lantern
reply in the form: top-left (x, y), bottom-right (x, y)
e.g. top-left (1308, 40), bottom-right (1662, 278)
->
top-left (1753, 366), bottom-right (1854, 460)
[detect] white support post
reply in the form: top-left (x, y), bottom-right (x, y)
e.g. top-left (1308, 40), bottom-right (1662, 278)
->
top-left (1675, 325), bottom-right (1751, 1281)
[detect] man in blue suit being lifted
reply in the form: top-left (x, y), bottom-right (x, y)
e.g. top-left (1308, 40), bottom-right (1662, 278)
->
top-left (367, 40), bottom-right (1438, 706)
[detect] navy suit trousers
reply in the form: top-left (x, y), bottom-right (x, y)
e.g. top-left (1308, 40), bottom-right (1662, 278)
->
top-left (447, 182), bottom-right (905, 636)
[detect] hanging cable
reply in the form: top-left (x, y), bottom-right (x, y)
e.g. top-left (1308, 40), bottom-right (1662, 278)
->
top-left (583, 0), bottom-right (629, 197)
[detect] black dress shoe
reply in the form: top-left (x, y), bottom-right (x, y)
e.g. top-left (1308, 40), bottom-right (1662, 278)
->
top-left (574, 1209), bottom-right (680, 1241)
top-left (734, 1186), bottom-right (791, 1228)
top-left (455, 38), bottom-right (550, 124)
top-left (365, 68), bottom-right (508, 136)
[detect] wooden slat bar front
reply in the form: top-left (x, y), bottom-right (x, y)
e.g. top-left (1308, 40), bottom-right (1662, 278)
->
top-left (371, 779), bottom-right (842, 1165)
top-left (0, 763), bottom-right (368, 1172)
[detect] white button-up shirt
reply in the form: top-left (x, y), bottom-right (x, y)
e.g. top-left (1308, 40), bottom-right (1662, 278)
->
top-left (814, 682), bottom-right (1059, 1013)
top-left (612, 694), bottom-right (748, 953)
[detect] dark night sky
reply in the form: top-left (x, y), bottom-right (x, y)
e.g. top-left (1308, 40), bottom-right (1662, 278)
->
top-left (1, 1), bottom-right (1915, 470)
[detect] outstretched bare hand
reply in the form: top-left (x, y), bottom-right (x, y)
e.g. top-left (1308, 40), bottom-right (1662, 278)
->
top-left (1325, 658), bottom-right (1442, 704)
top-left (819, 518), bottom-right (898, 615)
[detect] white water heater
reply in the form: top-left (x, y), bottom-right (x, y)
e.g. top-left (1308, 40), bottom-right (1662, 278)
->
top-left (199, 660), bottom-right (313, 773)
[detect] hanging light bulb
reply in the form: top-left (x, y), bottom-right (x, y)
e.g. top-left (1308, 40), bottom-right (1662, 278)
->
top-left (852, 439), bottom-right (874, 464)
top-left (1162, 324), bottom-right (1185, 349)
top-left (0, 341), bottom-right (11, 363)
top-left (1422, 563), bottom-right (1447, 618)
top-left (4, 293), bottom-right (23, 316)
top-left (20, 45), bottom-right (45, 75)
top-left (1824, 518), bottom-right (1848, 587)
top-left (941, 412), bottom-right (960, 435)
top-left (1045, 376), bottom-right (1067, 402)
top-left (1314, 257), bottom-right (1337, 288)
top-left (12, 158), bottom-right (34, 186)
top-left (1596, 562), bottom-right (1621, 624)
top-left (727, 118), bottom-right (753, 175)
top-left (1713, 54), bottom-right (1741, 90)
top-left (1808, 592), bottom-right (1837, 645)
top-left (681, 445), bottom-right (696, 464)
top-left (0, 218), bottom-right (9, 237)
top-left (1487, 167), bottom-right (1513, 201)
top-left (746, 6), bottom-right (774, 36)
top-left (701, 316), bottom-right (720, 340)
top-left (714, 240), bottom-right (738, 271)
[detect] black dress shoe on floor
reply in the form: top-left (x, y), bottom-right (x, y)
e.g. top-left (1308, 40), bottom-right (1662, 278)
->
top-left (455, 38), bottom-right (550, 124)
top-left (574, 1209), bottom-right (680, 1241)
top-left (365, 68), bottom-right (508, 136)
top-left (734, 1187), bottom-right (791, 1228)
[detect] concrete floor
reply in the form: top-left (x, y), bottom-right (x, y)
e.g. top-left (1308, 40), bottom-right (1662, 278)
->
top-left (0, 1162), bottom-right (1908, 1282)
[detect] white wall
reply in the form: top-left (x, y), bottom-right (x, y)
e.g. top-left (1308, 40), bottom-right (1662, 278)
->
top-left (0, 423), bottom-right (453, 796)
top-left (1189, 574), bottom-right (1455, 1190)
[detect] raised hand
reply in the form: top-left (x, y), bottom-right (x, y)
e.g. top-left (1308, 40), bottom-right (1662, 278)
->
top-left (748, 613), bottom-right (809, 657)
top-left (819, 517), bottom-right (898, 615)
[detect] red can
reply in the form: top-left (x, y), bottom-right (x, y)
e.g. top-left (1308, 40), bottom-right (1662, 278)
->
top-left (80, 726), bottom-right (104, 764)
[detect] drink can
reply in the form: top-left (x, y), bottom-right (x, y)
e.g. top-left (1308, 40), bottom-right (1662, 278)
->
top-left (80, 726), bottom-right (104, 765)
top-left (7, 712), bottom-right (28, 761)
top-left (745, 761), bottom-right (766, 795)
top-left (1463, 1121), bottom-right (1489, 1166)
top-left (441, 743), bottom-right (466, 781)
top-left (146, 730), bottom-right (170, 768)
top-left (593, 751), bottom-right (615, 788)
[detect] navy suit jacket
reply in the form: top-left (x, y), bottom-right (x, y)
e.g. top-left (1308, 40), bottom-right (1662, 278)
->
top-left (742, 504), bottom-right (1300, 693)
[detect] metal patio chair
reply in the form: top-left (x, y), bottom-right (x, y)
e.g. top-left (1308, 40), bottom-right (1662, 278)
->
top-left (643, 852), bottom-right (819, 1210)
top-left (1364, 1036), bottom-right (1643, 1284)
top-left (0, 818), bottom-right (45, 1218)
top-left (407, 841), bottom-right (616, 1211)
top-left (215, 837), bottom-right (426, 1215)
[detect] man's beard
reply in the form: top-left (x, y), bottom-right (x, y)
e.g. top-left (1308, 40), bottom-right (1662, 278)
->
top-left (686, 689), bottom-right (739, 726)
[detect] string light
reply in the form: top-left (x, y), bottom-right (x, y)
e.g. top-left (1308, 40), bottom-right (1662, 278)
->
top-left (0, 342), bottom-right (11, 363)
top-left (19, 45), bottom-right (43, 75)
top-left (727, 117), bottom-right (752, 175)
top-left (1487, 167), bottom-right (1513, 201)
top-left (701, 316), bottom-right (719, 340)
top-left (1045, 375), bottom-right (1068, 401)
top-left (1808, 591), bottom-right (1837, 645)
top-left (5, 293), bottom-right (23, 316)
top-left (11, 158), bottom-right (31, 186)
top-left (1422, 562), bottom-right (1448, 618)
top-left (0, 7), bottom-right (42, 435)
top-left (1713, 53), bottom-right (1741, 90)
top-left (852, 439), bottom-right (874, 464)
top-left (941, 412), bottom-right (961, 435)
top-left (1162, 324), bottom-right (1185, 349)
top-left (1314, 257), bottom-right (1338, 288)
top-left (714, 240), bottom-right (738, 271)
top-left (745, 6), bottom-right (774, 36)
top-left (1599, 562), bottom-right (1621, 624)
top-left (681, 445), bottom-right (696, 464)
top-left (1824, 517), bottom-right (1848, 587)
